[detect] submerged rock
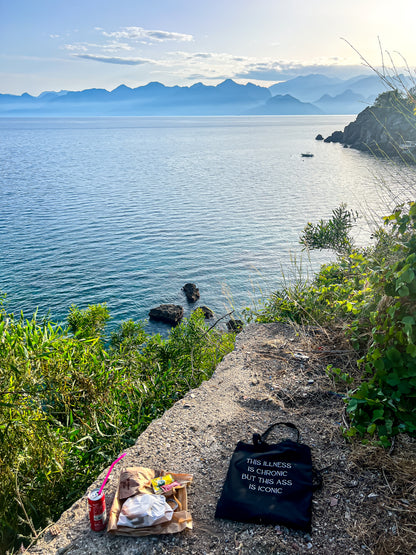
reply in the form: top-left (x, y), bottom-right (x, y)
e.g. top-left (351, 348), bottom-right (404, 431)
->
top-left (149, 304), bottom-right (184, 325)
top-left (182, 283), bottom-right (200, 303)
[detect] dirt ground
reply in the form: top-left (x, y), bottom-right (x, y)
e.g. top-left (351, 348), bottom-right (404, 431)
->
top-left (27, 323), bottom-right (416, 555)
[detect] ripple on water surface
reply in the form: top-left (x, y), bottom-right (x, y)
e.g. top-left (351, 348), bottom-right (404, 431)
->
top-left (0, 115), bottom-right (414, 333)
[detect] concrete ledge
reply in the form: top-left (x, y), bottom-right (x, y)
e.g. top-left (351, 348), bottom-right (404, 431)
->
top-left (29, 323), bottom-right (353, 555)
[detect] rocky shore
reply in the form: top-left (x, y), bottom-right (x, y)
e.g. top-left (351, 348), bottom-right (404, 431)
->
top-left (28, 323), bottom-right (415, 555)
top-left (320, 91), bottom-right (416, 159)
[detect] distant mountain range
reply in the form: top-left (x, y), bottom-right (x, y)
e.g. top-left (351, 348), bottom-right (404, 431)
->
top-left (268, 74), bottom-right (388, 114)
top-left (0, 74), bottom-right (390, 116)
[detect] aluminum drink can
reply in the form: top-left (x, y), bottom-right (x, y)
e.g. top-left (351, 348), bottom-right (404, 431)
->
top-left (88, 488), bottom-right (107, 531)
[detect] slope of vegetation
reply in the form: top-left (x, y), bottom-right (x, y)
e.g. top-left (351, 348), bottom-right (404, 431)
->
top-left (0, 306), bottom-right (235, 552)
top-left (253, 201), bottom-right (416, 446)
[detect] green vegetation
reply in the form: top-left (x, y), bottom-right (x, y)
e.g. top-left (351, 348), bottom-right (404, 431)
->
top-left (253, 201), bottom-right (416, 448)
top-left (0, 306), bottom-right (235, 552)
top-left (300, 203), bottom-right (358, 256)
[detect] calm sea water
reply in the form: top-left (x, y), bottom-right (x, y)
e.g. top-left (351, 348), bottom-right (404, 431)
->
top-left (0, 116), bottom-right (414, 334)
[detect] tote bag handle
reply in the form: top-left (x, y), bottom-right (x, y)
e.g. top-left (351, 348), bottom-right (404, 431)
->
top-left (253, 421), bottom-right (300, 446)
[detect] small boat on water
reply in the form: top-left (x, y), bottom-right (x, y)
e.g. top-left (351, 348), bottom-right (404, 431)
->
top-left (301, 152), bottom-right (314, 157)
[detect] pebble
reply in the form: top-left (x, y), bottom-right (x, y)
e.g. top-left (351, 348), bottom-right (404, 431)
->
top-left (293, 353), bottom-right (309, 361)
top-left (306, 542), bottom-right (313, 549)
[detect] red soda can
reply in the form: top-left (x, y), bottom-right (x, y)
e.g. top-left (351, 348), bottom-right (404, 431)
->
top-left (88, 488), bottom-right (107, 531)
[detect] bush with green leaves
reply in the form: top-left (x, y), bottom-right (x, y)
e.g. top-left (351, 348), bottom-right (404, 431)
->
top-left (0, 306), bottom-right (234, 552)
top-left (255, 250), bottom-right (370, 328)
top-left (346, 202), bottom-right (416, 445)
top-left (255, 201), bottom-right (416, 447)
top-left (67, 303), bottom-right (110, 338)
top-left (300, 203), bottom-right (358, 256)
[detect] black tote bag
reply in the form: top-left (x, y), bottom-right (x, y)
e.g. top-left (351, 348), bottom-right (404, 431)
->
top-left (215, 422), bottom-right (319, 531)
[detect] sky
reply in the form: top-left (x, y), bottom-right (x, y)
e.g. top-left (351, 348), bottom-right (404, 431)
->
top-left (1, 0), bottom-right (416, 95)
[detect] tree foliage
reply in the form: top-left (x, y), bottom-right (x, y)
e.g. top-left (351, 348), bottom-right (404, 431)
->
top-left (300, 203), bottom-right (358, 256)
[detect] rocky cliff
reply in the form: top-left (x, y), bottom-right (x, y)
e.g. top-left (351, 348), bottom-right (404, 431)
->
top-left (323, 91), bottom-right (416, 158)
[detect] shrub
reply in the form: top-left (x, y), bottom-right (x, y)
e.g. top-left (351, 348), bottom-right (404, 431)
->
top-left (300, 203), bottom-right (358, 256)
top-left (0, 306), bottom-right (234, 552)
top-left (346, 202), bottom-right (416, 445)
top-left (67, 303), bottom-right (110, 338)
top-left (256, 201), bottom-right (416, 447)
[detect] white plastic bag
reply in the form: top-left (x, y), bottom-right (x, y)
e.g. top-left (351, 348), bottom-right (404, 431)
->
top-left (117, 493), bottom-right (173, 528)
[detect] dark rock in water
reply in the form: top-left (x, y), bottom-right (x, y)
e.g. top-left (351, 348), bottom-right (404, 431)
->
top-left (226, 318), bottom-right (244, 332)
top-left (323, 130), bottom-right (344, 143)
top-left (194, 306), bottom-right (214, 319)
top-left (315, 134), bottom-right (324, 141)
top-left (182, 283), bottom-right (200, 303)
top-left (149, 304), bottom-right (184, 325)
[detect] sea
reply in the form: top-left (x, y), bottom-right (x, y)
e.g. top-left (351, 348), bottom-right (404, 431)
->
top-left (1, 115), bottom-right (415, 335)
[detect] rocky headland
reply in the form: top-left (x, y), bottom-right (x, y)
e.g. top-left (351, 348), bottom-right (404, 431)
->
top-left (321, 90), bottom-right (416, 159)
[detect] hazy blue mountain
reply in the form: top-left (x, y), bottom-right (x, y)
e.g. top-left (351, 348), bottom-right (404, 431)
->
top-left (268, 73), bottom-right (386, 109)
top-left (339, 75), bottom-right (386, 98)
top-left (36, 93), bottom-right (60, 103)
top-left (0, 80), bottom-right (272, 116)
top-left (247, 94), bottom-right (323, 115)
top-left (0, 74), bottom-right (400, 116)
top-left (52, 88), bottom-right (112, 103)
top-left (0, 92), bottom-right (36, 104)
top-left (269, 74), bottom-right (342, 103)
top-left (314, 89), bottom-right (371, 114)
top-left (37, 90), bottom-right (70, 99)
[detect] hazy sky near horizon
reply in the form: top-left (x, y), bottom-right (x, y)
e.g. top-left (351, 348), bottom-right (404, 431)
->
top-left (1, 0), bottom-right (416, 95)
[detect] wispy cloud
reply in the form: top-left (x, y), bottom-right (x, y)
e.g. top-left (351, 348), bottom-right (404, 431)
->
top-left (156, 51), bottom-right (263, 81)
top-left (63, 25), bottom-right (193, 68)
top-left (73, 54), bottom-right (152, 66)
top-left (61, 23), bottom-right (370, 85)
top-left (102, 26), bottom-right (193, 43)
top-left (65, 42), bottom-right (133, 53)
top-left (236, 60), bottom-right (371, 81)
top-left (140, 50), bottom-right (373, 85)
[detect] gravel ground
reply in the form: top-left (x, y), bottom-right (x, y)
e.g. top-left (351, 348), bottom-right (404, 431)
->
top-left (27, 323), bottom-right (416, 555)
